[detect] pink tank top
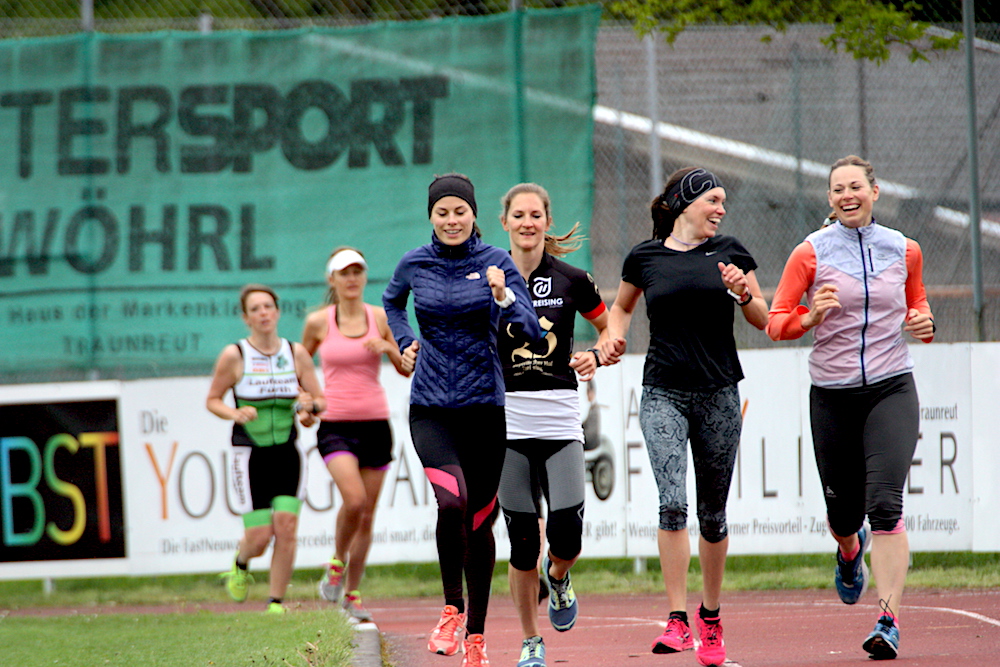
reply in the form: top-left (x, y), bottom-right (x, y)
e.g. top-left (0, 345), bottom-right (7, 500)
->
top-left (319, 304), bottom-right (390, 421)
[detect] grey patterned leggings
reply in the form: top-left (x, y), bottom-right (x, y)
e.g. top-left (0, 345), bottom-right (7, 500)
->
top-left (640, 384), bottom-right (742, 543)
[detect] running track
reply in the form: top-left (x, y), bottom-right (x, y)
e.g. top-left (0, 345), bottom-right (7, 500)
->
top-left (372, 590), bottom-right (1000, 666)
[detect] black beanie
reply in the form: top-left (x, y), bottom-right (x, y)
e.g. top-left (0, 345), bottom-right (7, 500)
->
top-left (428, 174), bottom-right (477, 217)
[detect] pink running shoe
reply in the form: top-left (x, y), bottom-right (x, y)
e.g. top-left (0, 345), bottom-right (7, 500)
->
top-left (428, 604), bottom-right (467, 656)
top-left (652, 617), bottom-right (694, 653)
top-left (695, 613), bottom-right (726, 667)
top-left (461, 633), bottom-right (490, 667)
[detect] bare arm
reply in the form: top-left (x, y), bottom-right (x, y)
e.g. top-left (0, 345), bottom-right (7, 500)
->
top-left (206, 345), bottom-right (256, 424)
top-left (367, 306), bottom-right (410, 377)
top-left (569, 309), bottom-right (609, 381)
top-left (730, 267), bottom-right (769, 330)
top-left (300, 308), bottom-right (329, 357)
top-left (293, 342), bottom-right (325, 427)
top-left (596, 281), bottom-right (641, 365)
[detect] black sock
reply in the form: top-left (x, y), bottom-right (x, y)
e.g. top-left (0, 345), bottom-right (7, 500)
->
top-left (668, 610), bottom-right (689, 624)
top-left (236, 559), bottom-right (248, 570)
top-left (699, 604), bottom-right (720, 621)
top-left (268, 597), bottom-right (282, 605)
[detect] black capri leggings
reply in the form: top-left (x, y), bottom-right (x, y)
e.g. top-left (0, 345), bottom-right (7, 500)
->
top-left (409, 403), bottom-right (507, 637)
top-left (810, 372), bottom-right (919, 536)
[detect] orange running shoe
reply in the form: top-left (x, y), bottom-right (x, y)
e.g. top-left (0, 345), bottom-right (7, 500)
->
top-left (462, 633), bottom-right (490, 667)
top-left (428, 604), bottom-right (466, 656)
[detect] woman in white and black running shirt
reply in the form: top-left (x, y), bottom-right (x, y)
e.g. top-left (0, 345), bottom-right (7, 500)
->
top-left (206, 283), bottom-right (325, 613)
top-left (495, 183), bottom-right (608, 667)
top-left (598, 167), bottom-right (767, 666)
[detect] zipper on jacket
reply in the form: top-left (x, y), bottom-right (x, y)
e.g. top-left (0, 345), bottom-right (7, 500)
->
top-left (857, 231), bottom-right (870, 386)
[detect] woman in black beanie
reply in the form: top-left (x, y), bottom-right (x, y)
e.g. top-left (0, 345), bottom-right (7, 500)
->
top-left (383, 173), bottom-right (544, 667)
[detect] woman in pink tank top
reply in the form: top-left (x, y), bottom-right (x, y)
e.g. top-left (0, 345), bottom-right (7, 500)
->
top-left (301, 247), bottom-right (409, 622)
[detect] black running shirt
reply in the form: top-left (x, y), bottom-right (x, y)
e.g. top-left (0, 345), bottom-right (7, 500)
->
top-left (622, 235), bottom-right (757, 391)
top-left (500, 253), bottom-right (606, 392)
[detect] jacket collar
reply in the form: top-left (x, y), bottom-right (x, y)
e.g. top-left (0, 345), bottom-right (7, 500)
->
top-left (431, 231), bottom-right (480, 259)
top-left (833, 219), bottom-right (879, 239)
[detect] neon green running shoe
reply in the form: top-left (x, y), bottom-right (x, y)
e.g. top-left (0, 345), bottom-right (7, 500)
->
top-left (266, 602), bottom-right (287, 614)
top-left (220, 556), bottom-right (253, 602)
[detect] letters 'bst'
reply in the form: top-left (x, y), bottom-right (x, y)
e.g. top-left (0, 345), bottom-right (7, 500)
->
top-left (0, 432), bottom-right (118, 547)
top-left (0, 76), bottom-right (449, 177)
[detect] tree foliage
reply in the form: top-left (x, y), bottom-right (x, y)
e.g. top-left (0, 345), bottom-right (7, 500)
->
top-left (608, 0), bottom-right (964, 64)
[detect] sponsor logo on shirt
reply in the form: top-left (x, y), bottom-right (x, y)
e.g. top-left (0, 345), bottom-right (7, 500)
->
top-left (532, 276), bottom-right (552, 298)
top-left (466, 272), bottom-right (481, 280)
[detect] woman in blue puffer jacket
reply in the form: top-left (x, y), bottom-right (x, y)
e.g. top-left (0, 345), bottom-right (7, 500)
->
top-left (383, 173), bottom-right (543, 667)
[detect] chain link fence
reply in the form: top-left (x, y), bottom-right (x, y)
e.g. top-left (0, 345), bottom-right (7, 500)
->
top-left (2, 1), bottom-right (997, 362)
top-left (591, 20), bottom-right (1000, 351)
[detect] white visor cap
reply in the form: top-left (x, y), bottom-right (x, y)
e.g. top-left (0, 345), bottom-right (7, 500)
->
top-left (326, 249), bottom-right (368, 274)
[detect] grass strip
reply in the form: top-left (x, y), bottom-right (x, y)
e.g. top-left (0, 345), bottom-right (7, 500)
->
top-left (0, 608), bottom-right (354, 667)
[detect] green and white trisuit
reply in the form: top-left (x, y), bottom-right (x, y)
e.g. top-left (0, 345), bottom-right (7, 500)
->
top-left (229, 338), bottom-right (305, 529)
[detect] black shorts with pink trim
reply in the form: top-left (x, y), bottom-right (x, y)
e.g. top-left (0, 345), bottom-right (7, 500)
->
top-left (316, 420), bottom-right (393, 470)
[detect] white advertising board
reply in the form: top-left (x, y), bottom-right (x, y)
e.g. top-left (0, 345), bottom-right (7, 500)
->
top-left (0, 343), bottom-right (996, 580)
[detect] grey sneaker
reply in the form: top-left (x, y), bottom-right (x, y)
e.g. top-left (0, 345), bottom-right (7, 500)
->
top-left (318, 557), bottom-right (345, 603)
top-left (342, 590), bottom-right (373, 622)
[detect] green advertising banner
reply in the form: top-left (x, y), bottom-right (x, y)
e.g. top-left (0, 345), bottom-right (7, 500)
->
top-left (0, 7), bottom-right (599, 380)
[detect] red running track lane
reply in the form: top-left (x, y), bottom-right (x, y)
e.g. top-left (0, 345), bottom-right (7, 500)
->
top-left (372, 590), bottom-right (1000, 667)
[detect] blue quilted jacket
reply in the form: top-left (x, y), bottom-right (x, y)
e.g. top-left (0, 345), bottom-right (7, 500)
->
top-left (383, 233), bottom-right (543, 408)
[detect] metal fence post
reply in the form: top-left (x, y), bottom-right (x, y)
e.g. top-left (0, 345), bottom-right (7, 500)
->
top-left (199, 12), bottom-right (214, 34)
top-left (81, 0), bottom-right (93, 31)
top-left (646, 34), bottom-right (661, 198)
top-left (963, 0), bottom-right (985, 341)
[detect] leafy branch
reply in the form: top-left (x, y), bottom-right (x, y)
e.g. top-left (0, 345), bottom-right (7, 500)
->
top-left (609, 0), bottom-right (963, 64)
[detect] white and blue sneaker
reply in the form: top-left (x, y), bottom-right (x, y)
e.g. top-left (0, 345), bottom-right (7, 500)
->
top-left (543, 555), bottom-right (578, 632)
top-left (517, 635), bottom-right (546, 667)
top-left (862, 614), bottom-right (900, 660)
top-left (834, 524), bottom-right (871, 605)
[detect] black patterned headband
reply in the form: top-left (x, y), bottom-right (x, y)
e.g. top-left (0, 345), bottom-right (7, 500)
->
top-left (664, 168), bottom-right (723, 213)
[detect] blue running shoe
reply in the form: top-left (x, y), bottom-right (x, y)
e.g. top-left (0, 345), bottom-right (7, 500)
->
top-left (862, 614), bottom-right (899, 660)
top-left (543, 555), bottom-right (578, 632)
top-left (834, 524), bottom-right (871, 604)
top-left (517, 635), bottom-right (546, 667)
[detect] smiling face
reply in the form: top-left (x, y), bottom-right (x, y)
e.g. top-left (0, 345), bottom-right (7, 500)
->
top-left (430, 195), bottom-right (476, 246)
top-left (242, 290), bottom-right (279, 334)
top-left (502, 192), bottom-right (551, 253)
top-left (828, 165), bottom-right (879, 228)
top-left (676, 186), bottom-right (726, 239)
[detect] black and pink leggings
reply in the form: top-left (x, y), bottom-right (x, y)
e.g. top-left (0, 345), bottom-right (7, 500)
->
top-left (409, 403), bottom-right (507, 637)
top-left (810, 372), bottom-right (919, 537)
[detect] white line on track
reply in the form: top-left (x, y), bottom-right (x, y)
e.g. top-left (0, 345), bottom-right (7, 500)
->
top-left (907, 605), bottom-right (1000, 628)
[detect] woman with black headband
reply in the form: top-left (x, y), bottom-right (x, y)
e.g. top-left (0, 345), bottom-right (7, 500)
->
top-left (383, 173), bottom-right (543, 667)
top-left (597, 167), bottom-right (767, 667)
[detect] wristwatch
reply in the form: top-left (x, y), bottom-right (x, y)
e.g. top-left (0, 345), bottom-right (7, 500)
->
top-left (727, 289), bottom-right (752, 306)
